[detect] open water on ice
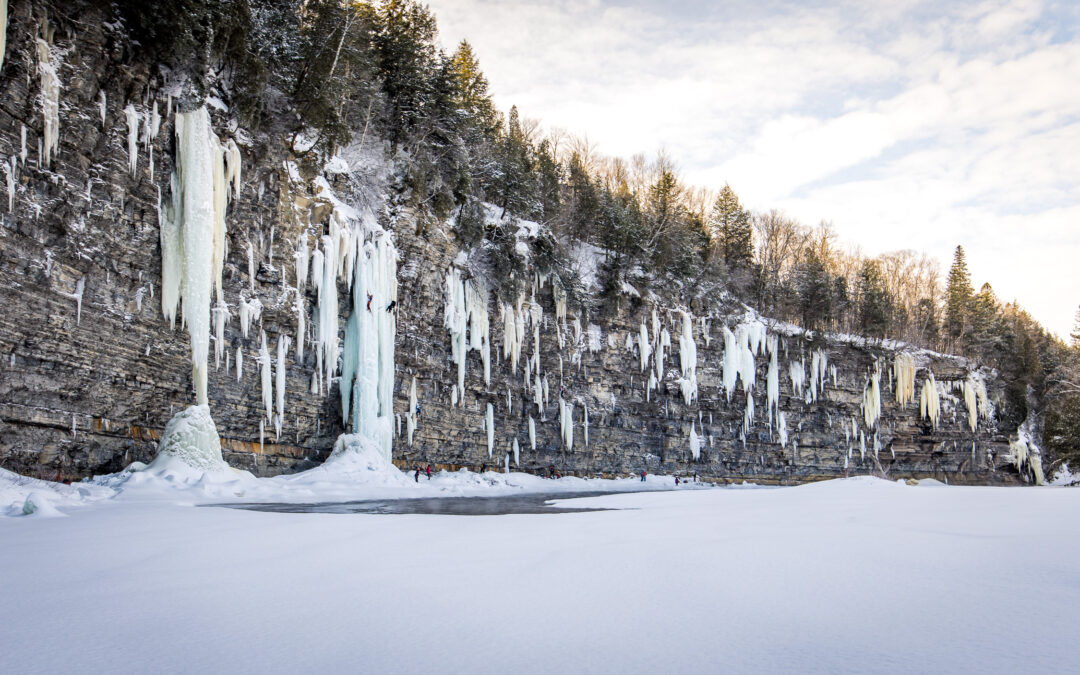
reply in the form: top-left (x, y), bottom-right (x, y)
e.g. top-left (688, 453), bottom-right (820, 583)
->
top-left (207, 490), bottom-right (629, 515)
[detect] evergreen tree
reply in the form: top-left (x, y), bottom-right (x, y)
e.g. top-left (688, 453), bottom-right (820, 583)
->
top-left (446, 40), bottom-right (497, 134)
top-left (374, 0), bottom-right (439, 146)
top-left (945, 245), bottom-right (974, 347)
top-left (858, 260), bottom-right (891, 337)
top-left (534, 139), bottom-right (562, 226)
top-left (496, 105), bottom-right (536, 216)
top-left (796, 250), bottom-right (832, 331)
top-left (709, 184), bottom-right (753, 269)
top-left (566, 152), bottom-right (600, 241)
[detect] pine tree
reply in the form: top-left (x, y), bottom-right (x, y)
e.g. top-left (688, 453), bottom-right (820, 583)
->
top-left (1072, 304), bottom-right (1080, 348)
top-left (374, 0), bottom-right (439, 146)
top-left (944, 245), bottom-right (974, 347)
top-left (858, 260), bottom-right (891, 337)
top-left (796, 249), bottom-right (832, 331)
top-left (709, 184), bottom-right (753, 269)
top-left (446, 40), bottom-right (497, 135)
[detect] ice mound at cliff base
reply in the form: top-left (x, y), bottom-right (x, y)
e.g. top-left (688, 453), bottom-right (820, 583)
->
top-left (116, 405), bottom-right (256, 495)
top-left (146, 405), bottom-right (228, 473)
top-left (293, 434), bottom-right (412, 487)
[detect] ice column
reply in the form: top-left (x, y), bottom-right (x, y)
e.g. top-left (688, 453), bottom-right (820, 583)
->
top-left (124, 104), bottom-right (139, 176)
top-left (339, 235), bottom-right (398, 460)
top-left (677, 310), bottom-right (697, 405)
top-left (486, 403), bottom-right (495, 457)
top-left (35, 24), bottom-right (60, 167)
top-left (894, 353), bottom-right (916, 407)
top-left (919, 372), bottom-right (940, 430)
top-left (165, 106), bottom-right (229, 405)
top-left (407, 377), bottom-right (418, 445)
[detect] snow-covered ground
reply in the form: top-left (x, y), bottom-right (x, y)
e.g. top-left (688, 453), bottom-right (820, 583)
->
top-left (1, 463), bottom-right (1078, 674)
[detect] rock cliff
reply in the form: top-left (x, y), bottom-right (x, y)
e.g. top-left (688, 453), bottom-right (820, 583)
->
top-left (0, 0), bottom-right (1023, 485)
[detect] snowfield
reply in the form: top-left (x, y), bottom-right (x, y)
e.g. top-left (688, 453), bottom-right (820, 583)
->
top-left (1, 464), bottom-right (1078, 674)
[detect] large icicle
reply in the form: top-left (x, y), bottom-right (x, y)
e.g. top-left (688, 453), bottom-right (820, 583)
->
top-left (340, 234), bottom-right (398, 460)
top-left (485, 402), bottom-right (495, 457)
top-left (689, 421), bottom-right (701, 460)
top-left (677, 310), bottom-right (698, 405)
top-left (295, 294), bottom-right (305, 362)
top-left (315, 234), bottom-right (338, 392)
top-left (124, 104), bottom-right (139, 176)
top-left (638, 319), bottom-right (651, 372)
top-left (444, 268), bottom-right (468, 401)
top-left (919, 372), bottom-right (940, 430)
top-left (559, 398), bottom-right (574, 451)
top-left (274, 334), bottom-right (291, 439)
top-left (766, 336), bottom-right (779, 426)
top-left (862, 369), bottom-right (882, 430)
top-left (294, 236), bottom-right (309, 292)
top-left (466, 280), bottom-right (491, 386)
top-left (809, 349), bottom-right (828, 403)
top-left (528, 415), bottom-right (536, 450)
top-left (894, 352), bottom-right (916, 407)
top-left (0, 0), bottom-right (7, 71)
top-left (170, 106), bottom-right (229, 405)
top-left (211, 299), bottom-right (229, 368)
top-left (407, 377), bottom-right (418, 446)
top-left (35, 24), bottom-right (60, 168)
top-left (258, 331), bottom-right (273, 422)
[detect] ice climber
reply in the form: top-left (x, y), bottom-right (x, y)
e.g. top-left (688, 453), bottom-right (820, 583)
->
top-left (366, 293), bottom-right (373, 312)
top-left (386, 300), bottom-right (396, 313)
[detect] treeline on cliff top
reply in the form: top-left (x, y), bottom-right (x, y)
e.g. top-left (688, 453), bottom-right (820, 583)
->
top-left (98, 0), bottom-right (1079, 468)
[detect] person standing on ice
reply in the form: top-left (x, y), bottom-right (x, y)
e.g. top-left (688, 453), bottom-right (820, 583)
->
top-left (640, 470), bottom-right (647, 482)
top-left (414, 466), bottom-right (420, 483)
top-left (426, 464), bottom-right (432, 479)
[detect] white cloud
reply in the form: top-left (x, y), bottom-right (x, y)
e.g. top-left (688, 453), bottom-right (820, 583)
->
top-left (426, 0), bottom-right (1080, 337)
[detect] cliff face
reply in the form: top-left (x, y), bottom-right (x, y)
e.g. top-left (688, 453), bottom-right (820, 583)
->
top-left (0, 1), bottom-right (1021, 485)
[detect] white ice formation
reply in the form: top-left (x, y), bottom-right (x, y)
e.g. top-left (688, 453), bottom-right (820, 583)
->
top-left (962, 373), bottom-right (991, 432)
top-left (146, 405), bottom-right (227, 472)
top-left (160, 106), bottom-right (230, 405)
top-left (559, 398), bottom-right (574, 451)
top-left (124, 104), bottom-right (139, 176)
top-left (275, 334), bottom-right (290, 439)
top-left (677, 310), bottom-right (698, 405)
top-left (406, 377), bottom-right (418, 446)
top-left (919, 372), bottom-right (940, 429)
top-left (339, 233), bottom-right (398, 461)
top-left (258, 331), bottom-right (273, 422)
top-left (485, 402), bottom-right (495, 457)
top-left (894, 353), bottom-right (916, 407)
top-left (689, 421), bottom-right (701, 460)
top-left (444, 269), bottom-right (490, 402)
top-left (862, 369), bottom-right (882, 430)
top-left (35, 23), bottom-right (60, 167)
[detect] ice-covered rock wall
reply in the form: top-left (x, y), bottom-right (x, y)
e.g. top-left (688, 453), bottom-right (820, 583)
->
top-left (0, 0), bottom-right (1022, 485)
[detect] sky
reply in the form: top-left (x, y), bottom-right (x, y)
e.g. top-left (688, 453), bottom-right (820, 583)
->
top-left (425, 0), bottom-right (1080, 339)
